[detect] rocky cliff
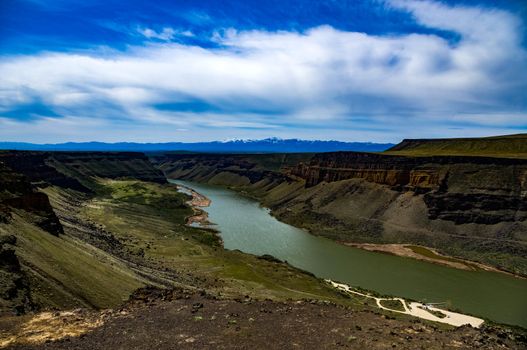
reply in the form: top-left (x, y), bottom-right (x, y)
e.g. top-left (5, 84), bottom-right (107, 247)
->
top-left (155, 152), bottom-right (527, 275)
top-left (0, 151), bottom-right (168, 314)
top-left (290, 152), bottom-right (527, 225)
top-left (0, 235), bottom-right (32, 315)
top-left (0, 151), bottom-right (168, 236)
top-left (154, 153), bottom-right (296, 187)
top-left (0, 151), bottom-right (166, 192)
top-left (0, 161), bottom-right (63, 235)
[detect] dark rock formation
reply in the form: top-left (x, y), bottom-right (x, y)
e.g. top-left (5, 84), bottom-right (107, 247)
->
top-left (154, 153), bottom-right (290, 186)
top-left (0, 235), bottom-right (33, 315)
top-left (0, 162), bottom-right (63, 235)
top-left (290, 152), bottom-right (527, 224)
top-left (49, 152), bottom-right (167, 185)
top-left (0, 152), bottom-right (89, 192)
top-left (0, 151), bottom-right (167, 193)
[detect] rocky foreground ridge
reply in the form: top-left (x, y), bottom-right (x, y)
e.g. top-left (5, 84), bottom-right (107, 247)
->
top-left (3, 287), bottom-right (525, 350)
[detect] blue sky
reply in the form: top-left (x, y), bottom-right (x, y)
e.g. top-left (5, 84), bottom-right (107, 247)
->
top-left (0, 0), bottom-right (526, 143)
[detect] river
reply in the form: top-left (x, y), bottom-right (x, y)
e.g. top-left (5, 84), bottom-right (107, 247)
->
top-left (170, 179), bottom-right (527, 328)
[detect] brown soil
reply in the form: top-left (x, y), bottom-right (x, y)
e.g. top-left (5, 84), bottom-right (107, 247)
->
top-left (180, 185), bottom-right (212, 226)
top-left (2, 288), bottom-right (525, 350)
top-left (343, 243), bottom-right (512, 274)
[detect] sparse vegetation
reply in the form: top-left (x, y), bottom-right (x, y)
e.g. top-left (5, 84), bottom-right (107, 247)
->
top-left (384, 133), bottom-right (527, 158)
top-left (379, 299), bottom-right (406, 312)
top-left (82, 179), bottom-right (363, 305)
top-left (1, 153), bottom-right (370, 314)
top-left (405, 245), bottom-right (481, 270)
top-left (1, 150), bottom-right (527, 349)
top-left (418, 306), bottom-right (447, 319)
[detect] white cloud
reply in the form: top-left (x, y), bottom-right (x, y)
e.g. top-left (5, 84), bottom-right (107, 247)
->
top-left (137, 27), bottom-right (195, 41)
top-left (137, 27), bottom-right (176, 41)
top-left (0, 0), bottom-right (525, 142)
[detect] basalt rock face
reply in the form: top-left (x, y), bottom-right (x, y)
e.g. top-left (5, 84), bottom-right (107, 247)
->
top-left (0, 152), bottom-right (89, 192)
top-left (0, 151), bottom-right (166, 192)
top-left (0, 162), bottom-right (63, 235)
top-left (157, 151), bottom-right (527, 275)
top-left (0, 151), bottom-right (172, 314)
top-left (153, 153), bottom-right (290, 187)
top-left (48, 152), bottom-right (167, 185)
top-left (0, 151), bottom-right (168, 236)
top-left (0, 235), bottom-right (32, 315)
top-left (290, 152), bottom-right (527, 225)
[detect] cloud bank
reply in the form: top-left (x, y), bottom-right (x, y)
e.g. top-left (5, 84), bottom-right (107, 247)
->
top-left (0, 0), bottom-right (526, 142)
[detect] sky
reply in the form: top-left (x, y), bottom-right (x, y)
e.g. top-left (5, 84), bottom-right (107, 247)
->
top-left (0, 0), bottom-right (526, 143)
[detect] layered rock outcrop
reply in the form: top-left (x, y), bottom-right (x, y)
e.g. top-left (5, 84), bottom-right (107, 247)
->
top-left (0, 151), bottom-right (166, 192)
top-left (154, 153), bottom-right (290, 186)
top-left (0, 235), bottom-right (32, 315)
top-left (48, 152), bottom-right (167, 185)
top-left (0, 162), bottom-right (63, 235)
top-left (290, 152), bottom-right (527, 225)
top-left (155, 152), bottom-right (527, 275)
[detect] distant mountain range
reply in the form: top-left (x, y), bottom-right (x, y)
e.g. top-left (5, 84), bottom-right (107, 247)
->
top-left (0, 138), bottom-right (395, 153)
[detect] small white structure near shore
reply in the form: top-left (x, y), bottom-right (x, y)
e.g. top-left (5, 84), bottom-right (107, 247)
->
top-left (327, 280), bottom-right (484, 328)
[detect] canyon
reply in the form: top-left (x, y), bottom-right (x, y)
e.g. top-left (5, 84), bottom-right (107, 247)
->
top-left (154, 150), bottom-right (527, 277)
top-left (0, 140), bottom-right (526, 348)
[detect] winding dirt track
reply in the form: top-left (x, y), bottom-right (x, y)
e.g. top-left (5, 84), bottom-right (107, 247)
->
top-left (328, 280), bottom-right (484, 328)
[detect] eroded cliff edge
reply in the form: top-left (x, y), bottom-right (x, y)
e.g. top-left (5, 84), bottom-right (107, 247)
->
top-left (0, 151), bottom-right (167, 315)
top-left (154, 152), bottom-right (527, 276)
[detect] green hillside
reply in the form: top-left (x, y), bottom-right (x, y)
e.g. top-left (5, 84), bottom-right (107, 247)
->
top-left (385, 134), bottom-right (527, 158)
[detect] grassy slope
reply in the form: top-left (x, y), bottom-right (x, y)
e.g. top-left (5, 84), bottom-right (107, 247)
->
top-left (2, 177), bottom-right (362, 312)
top-left (385, 134), bottom-right (527, 158)
top-left (83, 179), bottom-right (357, 304)
top-left (0, 148), bottom-right (366, 313)
top-left (0, 213), bottom-right (146, 309)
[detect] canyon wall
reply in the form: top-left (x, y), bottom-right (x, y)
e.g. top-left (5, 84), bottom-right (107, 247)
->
top-left (0, 161), bottom-right (63, 235)
top-left (0, 151), bottom-right (168, 314)
top-left (289, 152), bottom-right (527, 225)
top-left (154, 153), bottom-right (294, 187)
top-left (0, 151), bottom-right (167, 235)
top-left (0, 151), bottom-right (166, 192)
top-left (155, 152), bottom-right (527, 275)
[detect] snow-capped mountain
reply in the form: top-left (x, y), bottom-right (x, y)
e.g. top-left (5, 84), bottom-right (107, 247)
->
top-left (0, 139), bottom-right (395, 153)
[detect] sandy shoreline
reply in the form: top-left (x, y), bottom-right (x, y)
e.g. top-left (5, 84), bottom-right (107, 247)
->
top-left (177, 184), bottom-right (212, 226)
top-left (342, 242), bottom-right (525, 278)
top-left (328, 280), bottom-right (485, 328)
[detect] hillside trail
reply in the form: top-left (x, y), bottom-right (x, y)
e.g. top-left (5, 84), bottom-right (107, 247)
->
top-left (327, 280), bottom-right (484, 328)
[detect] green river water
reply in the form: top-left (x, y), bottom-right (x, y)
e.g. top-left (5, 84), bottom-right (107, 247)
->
top-left (171, 180), bottom-right (527, 328)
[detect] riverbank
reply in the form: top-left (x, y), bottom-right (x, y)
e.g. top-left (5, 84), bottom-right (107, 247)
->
top-left (236, 187), bottom-right (524, 279)
top-left (327, 280), bottom-right (485, 328)
top-left (176, 181), bottom-right (489, 327)
top-left (168, 179), bottom-right (527, 328)
top-left (191, 179), bottom-right (525, 279)
top-left (176, 184), bottom-right (212, 227)
top-left (341, 242), bottom-right (520, 277)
